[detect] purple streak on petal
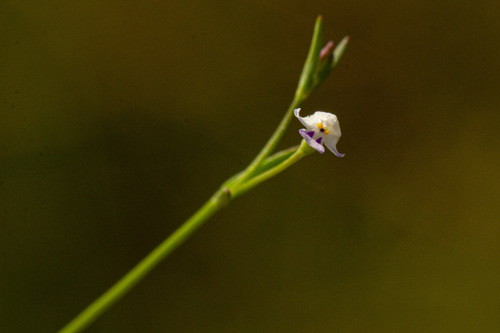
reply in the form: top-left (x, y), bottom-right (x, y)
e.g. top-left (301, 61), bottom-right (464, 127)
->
top-left (299, 129), bottom-right (325, 154)
top-left (306, 130), bottom-right (315, 138)
top-left (316, 137), bottom-right (322, 144)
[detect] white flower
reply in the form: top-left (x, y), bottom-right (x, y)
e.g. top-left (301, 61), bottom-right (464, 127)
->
top-left (294, 108), bottom-right (344, 157)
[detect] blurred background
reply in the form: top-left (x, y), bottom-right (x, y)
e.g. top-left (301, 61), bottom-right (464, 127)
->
top-left (1, 1), bottom-right (499, 332)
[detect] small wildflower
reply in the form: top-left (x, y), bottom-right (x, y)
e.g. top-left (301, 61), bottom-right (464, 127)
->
top-left (294, 108), bottom-right (344, 157)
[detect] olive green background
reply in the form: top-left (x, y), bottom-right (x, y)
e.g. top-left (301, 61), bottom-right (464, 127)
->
top-left (1, 1), bottom-right (499, 332)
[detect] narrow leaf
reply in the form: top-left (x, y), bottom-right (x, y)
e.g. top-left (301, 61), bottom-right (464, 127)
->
top-left (332, 35), bottom-right (349, 69)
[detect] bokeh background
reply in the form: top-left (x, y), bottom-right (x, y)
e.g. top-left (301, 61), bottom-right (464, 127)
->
top-left (1, 1), bottom-right (499, 332)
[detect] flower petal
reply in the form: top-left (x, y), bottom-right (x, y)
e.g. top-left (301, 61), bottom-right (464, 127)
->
top-left (324, 139), bottom-right (344, 157)
top-left (299, 129), bottom-right (325, 154)
top-left (294, 108), bottom-right (309, 128)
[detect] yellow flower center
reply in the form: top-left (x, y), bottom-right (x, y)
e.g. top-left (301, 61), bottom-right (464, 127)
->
top-left (317, 123), bottom-right (329, 135)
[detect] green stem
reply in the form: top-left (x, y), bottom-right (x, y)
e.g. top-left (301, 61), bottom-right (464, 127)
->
top-left (223, 145), bottom-right (299, 189)
top-left (231, 140), bottom-right (315, 198)
top-left (254, 145), bottom-right (299, 174)
top-left (58, 141), bottom-right (312, 333)
top-left (239, 96), bottom-right (302, 183)
top-left (58, 188), bottom-right (230, 333)
top-left (238, 16), bottom-right (323, 183)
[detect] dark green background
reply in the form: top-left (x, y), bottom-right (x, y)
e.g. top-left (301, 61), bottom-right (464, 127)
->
top-left (1, 1), bottom-right (499, 332)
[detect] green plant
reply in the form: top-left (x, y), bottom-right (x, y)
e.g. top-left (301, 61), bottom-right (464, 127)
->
top-left (59, 15), bottom-right (348, 333)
